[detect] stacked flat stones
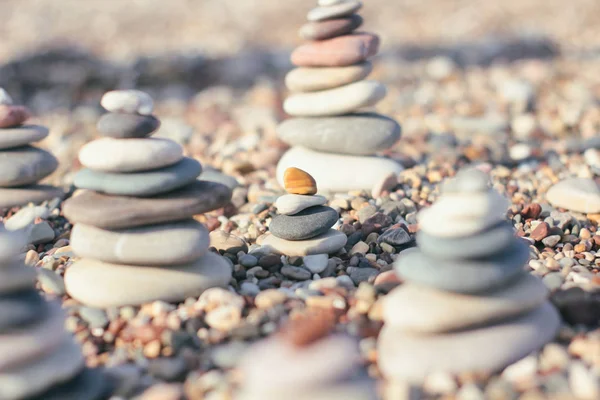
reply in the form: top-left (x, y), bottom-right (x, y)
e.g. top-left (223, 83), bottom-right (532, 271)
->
top-left (276, 0), bottom-right (403, 193)
top-left (0, 227), bottom-right (107, 400)
top-left (378, 169), bottom-right (561, 383)
top-left (0, 88), bottom-right (62, 209)
top-left (63, 90), bottom-right (233, 308)
top-left (262, 167), bottom-right (347, 257)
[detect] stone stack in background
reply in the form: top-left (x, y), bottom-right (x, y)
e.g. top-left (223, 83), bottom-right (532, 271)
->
top-left (276, 0), bottom-right (403, 193)
top-left (0, 88), bottom-right (63, 210)
top-left (63, 90), bottom-right (233, 308)
top-left (378, 169), bottom-right (561, 383)
top-left (0, 227), bottom-right (108, 400)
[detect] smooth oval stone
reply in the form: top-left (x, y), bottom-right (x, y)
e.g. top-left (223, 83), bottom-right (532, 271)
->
top-left (199, 167), bottom-right (239, 190)
top-left (417, 222), bottom-right (515, 259)
top-left (73, 157), bottom-right (201, 197)
top-left (101, 90), bottom-right (153, 115)
top-left (40, 368), bottom-right (109, 400)
top-left (292, 33), bottom-right (379, 67)
top-left (286, 63), bottom-right (372, 92)
top-left (260, 229), bottom-right (347, 256)
top-left (384, 274), bottom-right (549, 333)
top-left (278, 113), bottom-right (400, 155)
top-left (307, 0), bottom-right (362, 21)
top-left (299, 14), bottom-right (363, 41)
top-left (0, 105), bottom-right (30, 128)
top-left (378, 302), bottom-right (560, 383)
top-left (277, 146), bottom-right (403, 193)
top-left (0, 261), bottom-right (37, 294)
top-left (63, 180), bottom-right (231, 229)
top-left (0, 339), bottom-right (84, 400)
top-left (0, 125), bottom-right (49, 150)
top-left (270, 206), bottom-right (338, 241)
top-left (275, 194), bottom-right (328, 215)
top-left (0, 290), bottom-right (47, 330)
top-left (78, 137), bottom-right (183, 172)
top-left (64, 252), bottom-right (232, 308)
top-left (0, 185), bottom-right (64, 210)
top-left (394, 240), bottom-right (529, 293)
top-left (546, 178), bottom-right (600, 213)
top-left (96, 113), bottom-right (160, 138)
top-left (71, 220), bottom-right (209, 266)
top-left (284, 81), bottom-right (386, 117)
top-left (441, 168), bottom-right (490, 194)
top-left (0, 146), bottom-right (58, 187)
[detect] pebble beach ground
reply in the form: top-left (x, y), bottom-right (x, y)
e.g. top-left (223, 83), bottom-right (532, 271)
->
top-left (1, 0), bottom-right (600, 399)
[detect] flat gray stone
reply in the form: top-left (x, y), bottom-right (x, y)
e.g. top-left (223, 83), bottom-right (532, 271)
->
top-left (270, 206), bottom-right (338, 241)
top-left (40, 368), bottom-right (109, 400)
top-left (278, 113), bottom-right (400, 155)
top-left (0, 185), bottom-right (64, 210)
top-left (394, 240), bottom-right (529, 293)
top-left (0, 290), bottom-right (48, 330)
top-left (299, 14), bottom-right (363, 41)
top-left (0, 125), bottom-right (49, 150)
top-left (0, 261), bottom-right (37, 294)
top-left (0, 146), bottom-right (58, 187)
top-left (96, 113), bottom-right (160, 138)
top-left (199, 168), bottom-right (239, 190)
top-left (259, 229), bottom-right (347, 256)
top-left (63, 180), bottom-right (231, 229)
top-left (307, 0), bottom-right (362, 21)
top-left (73, 157), bottom-right (201, 197)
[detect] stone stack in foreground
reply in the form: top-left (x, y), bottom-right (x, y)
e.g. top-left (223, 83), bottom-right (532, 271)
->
top-left (0, 88), bottom-right (63, 209)
top-left (63, 90), bottom-right (233, 308)
top-left (261, 167), bottom-right (347, 257)
top-left (276, 0), bottom-right (403, 193)
top-left (378, 169), bottom-right (561, 383)
top-left (0, 227), bottom-right (108, 400)
top-left (237, 310), bottom-right (376, 400)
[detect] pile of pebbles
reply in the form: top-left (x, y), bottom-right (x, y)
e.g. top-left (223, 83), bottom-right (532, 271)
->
top-left (62, 90), bottom-right (233, 307)
top-left (0, 88), bottom-right (62, 210)
top-left (276, 0), bottom-right (403, 192)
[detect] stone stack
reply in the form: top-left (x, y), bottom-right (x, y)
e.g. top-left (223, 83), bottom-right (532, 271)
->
top-left (378, 169), bottom-right (561, 383)
top-left (0, 227), bottom-right (108, 400)
top-left (275, 0), bottom-right (403, 193)
top-left (0, 88), bottom-right (63, 210)
top-left (237, 310), bottom-right (376, 400)
top-left (63, 90), bottom-right (233, 308)
top-left (261, 167), bottom-right (347, 258)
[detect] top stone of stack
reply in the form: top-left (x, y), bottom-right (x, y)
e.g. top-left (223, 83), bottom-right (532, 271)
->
top-left (97, 90), bottom-right (160, 139)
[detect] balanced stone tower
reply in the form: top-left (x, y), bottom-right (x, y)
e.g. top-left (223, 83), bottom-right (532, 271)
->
top-left (63, 90), bottom-right (233, 308)
top-left (237, 310), bottom-right (376, 400)
top-left (0, 88), bottom-right (63, 210)
top-left (276, 0), bottom-right (403, 193)
top-left (377, 169), bottom-right (561, 383)
top-left (261, 167), bottom-right (347, 257)
top-left (0, 227), bottom-right (107, 400)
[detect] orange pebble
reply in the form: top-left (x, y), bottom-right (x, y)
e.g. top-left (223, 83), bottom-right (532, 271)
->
top-left (283, 167), bottom-right (317, 195)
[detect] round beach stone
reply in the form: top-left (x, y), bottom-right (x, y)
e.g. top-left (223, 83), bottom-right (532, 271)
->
top-left (291, 33), bottom-right (379, 67)
top-left (307, 0), bottom-right (362, 22)
top-left (278, 113), bottom-right (400, 155)
top-left (0, 290), bottom-right (47, 330)
top-left (70, 220), bottom-right (209, 266)
top-left (0, 146), bottom-right (58, 187)
top-left (286, 63), bottom-right (372, 92)
top-left (63, 180), bottom-right (231, 229)
top-left (73, 157), bottom-right (201, 197)
top-left (284, 81), bottom-right (386, 117)
top-left (78, 137), bottom-right (183, 172)
top-left (0, 261), bottom-right (37, 294)
top-left (275, 194), bottom-right (328, 215)
top-left (101, 90), bottom-right (153, 115)
top-left (0, 185), bottom-right (64, 210)
top-left (0, 125), bottom-right (49, 150)
top-left (383, 274), bottom-right (548, 333)
top-left (270, 206), bottom-right (338, 241)
top-left (277, 147), bottom-right (403, 193)
top-left (299, 14), bottom-right (363, 41)
top-left (546, 178), bottom-right (600, 213)
top-left (0, 105), bottom-right (30, 128)
top-left (260, 229), bottom-right (347, 256)
top-left (417, 222), bottom-right (515, 259)
top-left (378, 302), bottom-right (560, 383)
top-left (395, 241), bottom-right (529, 293)
top-left (96, 113), bottom-right (160, 138)
top-left (64, 252), bottom-right (232, 307)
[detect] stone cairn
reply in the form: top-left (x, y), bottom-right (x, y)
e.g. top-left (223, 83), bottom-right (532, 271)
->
top-left (0, 88), bottom-right (63, 210)
top-left (378, 169), bottom-right (561, 383)
top-left (261, 167), bottom-right (347, 260)
top-left (275, 0), bottom-right (403, 193)
top-left (0, 227), bottom-right (108, 400)
top-left (237, 310), bottom-right (376, 400)
top-left (63, 90), bottom-right (233, 308)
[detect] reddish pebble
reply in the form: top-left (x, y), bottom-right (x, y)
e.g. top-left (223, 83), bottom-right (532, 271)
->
top-left (0, 105), bottom-right (30, 128)
top-left (374, 270), bottom-right (402, 286)
top-left (291, 33), bottom-right (380, 67)
top-left (530, 222), bottom-right (550, 241)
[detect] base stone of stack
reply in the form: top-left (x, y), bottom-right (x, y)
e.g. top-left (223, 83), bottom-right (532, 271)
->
top-left (0, 185), bottom-right (64, 210)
